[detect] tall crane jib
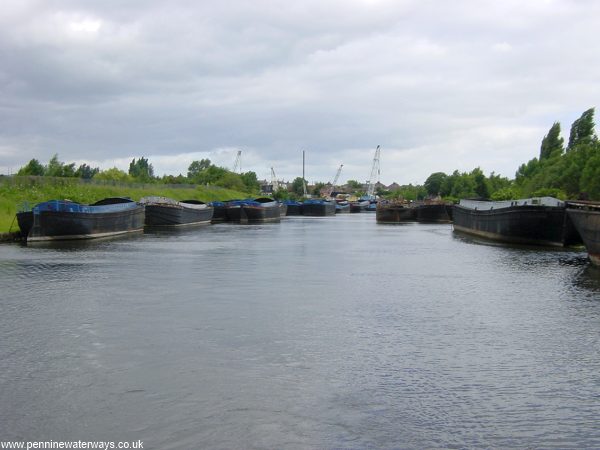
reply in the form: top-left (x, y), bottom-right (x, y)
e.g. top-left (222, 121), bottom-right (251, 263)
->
top-left (270, 167), bottom-right (280, 192)
top-left (327, 164), bottom-right (343, 198)
top-left (232, 150), bottom-right (242, 173)
top-left (366, 145), bottom-right (381, 199)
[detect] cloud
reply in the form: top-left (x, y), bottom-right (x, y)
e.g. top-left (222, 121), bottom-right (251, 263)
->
top-left (0, 0), bottom-right (599, 184)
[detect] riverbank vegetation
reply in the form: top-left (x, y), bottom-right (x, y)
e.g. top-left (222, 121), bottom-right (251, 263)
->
top-left (0, 176), bottom-right (252, 233)
top-left (379, 107), bottom-right (599, 202)
top-left (16, 155), bottom-right (262, 193)
top-left (3, 108), bottom-right (598, 233)
top-left (2, 156), bottom-right (259, 233)
top-left (273, 109), bottom-right (599, 203)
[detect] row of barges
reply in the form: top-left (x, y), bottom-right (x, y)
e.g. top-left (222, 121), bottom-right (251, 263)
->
top-left (283, 198), bottom-right (379, 215)
top-left (376, 197), bottom-right (600, 266)
top-left (376, 201), bottom-right (453, 224)
top-left (15, 196), bottom-right (354, 242)
top-left (14, 195), bottom-right (600, 266)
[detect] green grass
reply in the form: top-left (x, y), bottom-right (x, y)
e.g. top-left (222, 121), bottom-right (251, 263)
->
top-left (0, 176), bottom-right (255, 233)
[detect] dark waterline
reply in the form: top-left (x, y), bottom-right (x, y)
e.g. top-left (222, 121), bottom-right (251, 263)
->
top-left (1, 215), bottom-right (600, 449)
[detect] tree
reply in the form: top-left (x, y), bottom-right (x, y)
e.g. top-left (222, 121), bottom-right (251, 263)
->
top-left (567, 108), bottom-right (597, 151)
top-left (540, 122), bottom-right (564, 160)
top-left (187, 159), bottom-right (211, 179)
top-left (312, 182), bottom-right (326, 196)
top-left (75, 163), bottom-right (99, 179)
top-left (424, 172), bottom-right (447, 196)
top-left (94, 167), bottom-right (132, 182)
top-left (240, 171), bottom-right (260, 192)
top-left (439, 170), bottom-right (478, 200)
top-left (346, 179), bottom-right (362, 190)
top-left (558, 141), bottom-right (599, 197)
top-left (215, 172), bottom-right (246, 191)
top-left (291, 177), bottom-right (307, 197)
top-left (484, 109), bottom-right (600, 200)
top-left (45, 154), bottom-right (76, 177)
top-left (45, 154), bottom-right (63, 177)
top-left (17, 159), bottom-right (45, 176)
top-left (128, 157), bottom-right (154, 182)
top-left (515, 158), bottom-right (540, 184)
top-left (580, 143), bottom-right (600, 199)
top-left (272, 189), bottom-right (289, 201)
top-left (490, 187), bottom-right (522, 201)
top-left (386, 184), bottom-right (426, 201)
top-left (160, 174), bottom-right (188, 184)
top-left (376, 187), bottom-right (390, 197)
top-left (472, 168), bottom-right (490, 199)
top-left (486, 172), bottom-right (512, 195)
top-left (195, 165), bottom-right (227, 185)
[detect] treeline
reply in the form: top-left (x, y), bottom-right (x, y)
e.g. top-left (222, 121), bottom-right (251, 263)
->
top-left (513, 108), bottom-right (599, 200)
top-left (378, 168), bottom-right (512, 202)
top-left (14, 108), bottom-right (599, 202)
top-left (381, 107), bottom-right (599, 202)
top-left (16, 156), bottom-right (261, 193)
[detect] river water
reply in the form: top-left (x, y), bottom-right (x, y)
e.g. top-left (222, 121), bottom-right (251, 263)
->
top-left (1, 214), bottom-right (600, 449)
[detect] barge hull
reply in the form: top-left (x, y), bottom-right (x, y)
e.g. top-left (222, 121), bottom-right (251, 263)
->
top-left (240, 205), bottom-right (281, 223)
top-left (144, 204), bottom-right (213, 227)
top-left (302, 203), bottom-right (336, 216)
top-left (567, 208), bottom-right (600, 265)
top-left (28, 208), bottom-right (145, 241)
top-left (376, 206), bottom-right (416, 223)
top-left (416, 204), bottom-right (453, 223)
top-left (452, 205), bottom-right (580, 247)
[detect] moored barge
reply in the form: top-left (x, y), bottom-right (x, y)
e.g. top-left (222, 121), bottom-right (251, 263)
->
top-left (239, 197), bottom-right (281, 223)
top-left (376, 201), bottom-right (416, 223)
top-left (566, 202), bottom-right (600, 265)
top-left (225, 199), bottom-right (247, 222)
top-left (452, 197), bottom-right (581, 247)
top-left (349, 199), bottom-right (369, 213)
top-left (335, 200), bottom-right (350, 214)
top-left (283, 200), bottom-right (303, 216)
top-left (141, 197), bottom-right (213, 227)
top-left (17, 197), bottom-right (145, 242)
top-left (415, 203), bottom-right (453, 223)
top-left (209, 201), bottom-right (228, 222)
top-left (302, 199), bottom-right (336, 216)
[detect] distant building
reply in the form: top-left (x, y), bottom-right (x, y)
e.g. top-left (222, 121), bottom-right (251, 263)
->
top-left (259, 179), bottom-right (290, 195)
top-left (258, 179), bottom-right (272, 194)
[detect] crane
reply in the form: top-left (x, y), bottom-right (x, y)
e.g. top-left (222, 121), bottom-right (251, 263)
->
top-left (270, 167), bottom-right (280, 192)
top-left (365, 145), bottom-right (380, 199)
top-left (326, 164), bottom-right (343, 198)
top-left (232, 150), bottom-right (242, 173)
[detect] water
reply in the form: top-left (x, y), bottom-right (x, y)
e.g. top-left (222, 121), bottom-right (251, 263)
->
top-left (1, 214), bottom-right (600, 449)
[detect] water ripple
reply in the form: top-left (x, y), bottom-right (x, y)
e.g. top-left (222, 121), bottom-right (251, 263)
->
top-left (1, 216), bottom-right (600, 448)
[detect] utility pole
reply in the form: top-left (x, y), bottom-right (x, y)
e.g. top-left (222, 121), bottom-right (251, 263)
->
top-left (302, 151), bottom-right (308, 198)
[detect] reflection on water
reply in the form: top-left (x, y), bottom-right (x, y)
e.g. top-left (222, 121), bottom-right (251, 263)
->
top-left (568, 264), bottom-right (600, 302)
top-left (1, 215), bottom-right (600, 449)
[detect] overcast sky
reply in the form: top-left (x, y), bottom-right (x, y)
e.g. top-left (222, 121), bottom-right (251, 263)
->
top-left (1, 0), bottom-right (599, 185)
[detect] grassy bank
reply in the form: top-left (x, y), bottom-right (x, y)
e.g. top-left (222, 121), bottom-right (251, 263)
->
top-left (0, 176), bottom-right (254, 234)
